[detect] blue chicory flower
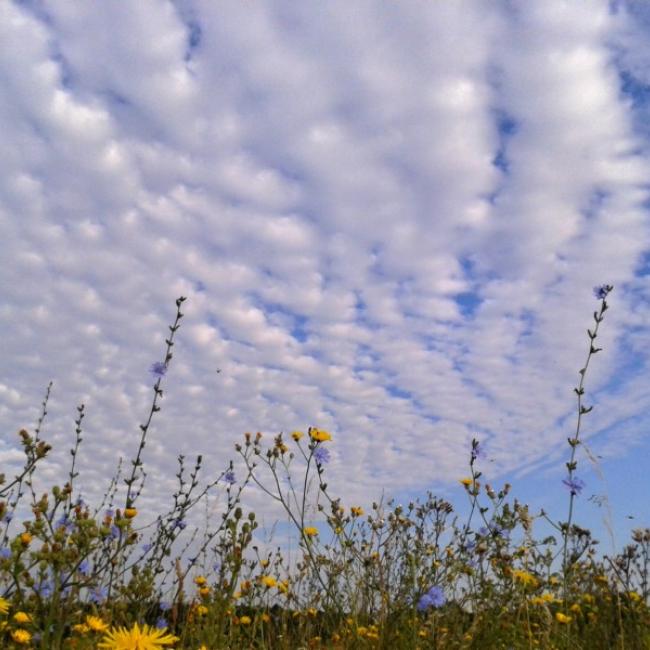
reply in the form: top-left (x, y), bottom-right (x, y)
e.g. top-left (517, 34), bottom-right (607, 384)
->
top-left (313, 446), bottom-right (330, 465)
top-left (150, 362), bottom-right (167, 377)
top-left (562, 476), bottom-right (585, 496)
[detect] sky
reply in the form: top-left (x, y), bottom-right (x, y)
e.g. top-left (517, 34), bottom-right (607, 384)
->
top-left (1, 0), bottom-right (650, 552)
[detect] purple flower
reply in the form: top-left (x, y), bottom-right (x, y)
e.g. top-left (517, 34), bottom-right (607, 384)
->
top-left (89, 586), bottom-right (108, 604)
top-left (150, 362), bottom-right (167, 377)
top-left (159, 601), bottom-right (172, 612)
top-left (110, 524), bottom-right (121, 540)
top-left (593, 285), bottom-right (610, 300)
top-left (313, 446), bottom-right (330, 465)
top-left (174, 519), bottom-right (187, 530)
top-left (471, 440), bottom-right (485, 462)
top-left (417, 585), bottom-right (446, 611)
top-left (0, 547), bottom-right (11, 559)
top-left (35, 579), bottom-right (54, 598)
top-left (562, 476), bottom-right (585, 496)
top-left (78, 560), bottom-right (90, 576)
top-left (155, 616), bottom-right (168, 629)
top-left (142, 543), bottom-right (153, 553)
top-left (224, 470), bottom-right (236, 485)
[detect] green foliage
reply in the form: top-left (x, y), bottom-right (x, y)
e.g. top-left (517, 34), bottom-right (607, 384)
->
top-left (1, 288), bottom-right (649, 649)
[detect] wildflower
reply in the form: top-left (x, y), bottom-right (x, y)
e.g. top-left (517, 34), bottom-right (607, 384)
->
top-left (261, 612), bottom-right (271, 623)
top-left (309, 428), bottom-right (332, 442)
top-left (11, 629), bottom-right (31, 645)
top-left (19, 532), bottom-right (32, 546)
top-left (417, 585), bottom-right (446, 611)
top-left (303, 526), bottom-right (319, 537)
top-left (513, 570), bottom-right (539, 589)
top-left (124, 508), bottom-right (137, 519)
top-left (110, 524), bottom-right (121, 540)
top-left (0, 547), bottom-right (10, 559)
top-left (555, 612), bottom-right (572, 624)
top-left (86, 616), bottom-right (109, 632)
top-left (89, 586), bottom-right (108, 604)
top-left (150, 362), bottom-right (167, 377)
top-left (291, 431), bottom-right (304, 441)
top-left (0, 597), bottom-right (9, 614)
top-left (13, 612), bottom-right (31, 624)
top-left (313, 446), bottom-right (330, 465)
top-left (351, 506), bottom-right (364, 517)
top-left (199, 587), bottom-right (210, 598)
top-left (73, 623), bottom-right (90, 634)
top-left (459, 478), bottom-right (473, 487)
top-left (223, 470), bottom-right (236, 485)
top-left (194, 576), bottom-right (207, 587)
top-left (196, 605), bottom-right (208, 616)
top-left (471, 439), bottom-right (485, 462)
top-left (562, 476), bottom-right (585, 496)
top-left (628, 591), bottom-right (642, 602)
top-left (159, 602), bottom-right (172, 612)
top-left (155, 617), bottom-right (168, 629)
top-left (593, 285), bottom-right (611, 300)
top-left (174, 519), bottom-right (186, 530)
top-left (78, 560), bottom-right (90, 576)
top-left (239, 615), bottom-right (252, 625)
top-left (98, 623), bottom-right (179, 649)
top-left (261, 575), bottom-right (277, 588)
top-left (142, 543), bottom-right (153, 553)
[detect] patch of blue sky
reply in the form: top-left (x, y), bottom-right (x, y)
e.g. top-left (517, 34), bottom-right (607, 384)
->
top-left (249, 295), bottom-right (310, 343)
top-left (491, 110), bottom-right (519, 174)
top-left (581, 188), bottom-right (610, 220)
top-left (193, 280), bottom-right (206, 293)
top-left (455, 291), bottom-right (482, 318)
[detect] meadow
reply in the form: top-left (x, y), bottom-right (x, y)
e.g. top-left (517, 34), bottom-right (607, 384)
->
top-left (2, 286), bottom-right (649, 649)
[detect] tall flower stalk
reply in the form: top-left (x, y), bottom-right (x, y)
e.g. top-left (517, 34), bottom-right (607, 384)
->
top-left (561, 285), bottom-right (613, 603)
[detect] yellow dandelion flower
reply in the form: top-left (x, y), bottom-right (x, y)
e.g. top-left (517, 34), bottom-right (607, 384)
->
top-left (309, 428), bottom-right (332, 442)
top-left (239, 615), bottom-right (252, 625)
top-left (278, 580), bottom-right (289, 594)
top-left (459, 478), bottom-right (473, 487)
top-left (196, 605), bottom-right (208, 616)
top-left (86, 615), bottom-right (109, 632)
top-left (303, 526), bottom-right (319, 537)
top-left (570, 603), bottom-right (582, 614)
top-left (513, 569), bottom-right (539, 589)
top-left (291, 431), bottom-right (304, 441)
top-left (13, 611), bottom-right (31, 624)
top-left (73, 623), bottom-right (90, 634)
top-left (98, 622), bottom-right (179, 649)
top-left (260, 559), bottom-right (270, 568)
top-left (0, 597), bottom-right (9, 615)
top-left (261, 575), bottom-right (277, 588)
top-left (19, 532), bottom-right (32, 546)
top-left (11, 629), bottom-right (31, 645)
top-left (261, 612), bottom-right (271, 623)
top-left (193, 576), bottom-right (207, 587)
top-left (555, 612), bottom-right (572, 624)
top-left (351, 506), bottom-right (364, 517)
top-left (124, 508), bottom-right (137, 519)
top-left (199, 587), bottom-right (210, 598)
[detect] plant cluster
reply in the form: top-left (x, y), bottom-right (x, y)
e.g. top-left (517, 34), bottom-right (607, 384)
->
top-left (1, 286), bottom-right (648, 649)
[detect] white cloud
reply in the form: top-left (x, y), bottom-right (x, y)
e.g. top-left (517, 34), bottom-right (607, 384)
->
top-left (1, 0), bottom-right (649, 531)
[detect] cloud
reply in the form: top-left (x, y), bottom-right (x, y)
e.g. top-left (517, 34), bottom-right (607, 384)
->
top-left (1, 0), bottom-right (649, 529)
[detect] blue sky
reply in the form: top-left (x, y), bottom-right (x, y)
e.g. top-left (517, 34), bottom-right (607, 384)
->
top-left (1, 0), bottom-right (649, 550)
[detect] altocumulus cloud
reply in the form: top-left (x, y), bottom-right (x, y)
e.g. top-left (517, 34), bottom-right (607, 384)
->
top-left (1, 0), bottom-right (650, 518)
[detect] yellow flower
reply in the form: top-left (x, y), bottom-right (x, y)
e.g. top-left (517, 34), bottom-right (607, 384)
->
top-left (73, 623), bottom-right (90, 634)
top-left (459, 478), bottom-right (473, 487)
top-left (628, 591), bottom-right (642, 602)
top-left (196, 605), bottom-right (208, 616)
top-left (260, 559), bottom-right (270, 568)
top-left (11, 629), bottom-right (31, 645)
top-left (199, 587), bottom-right (210, 598)
top-left (261, 575), bottom-right (277, 588)
top-left (124, 508), bottom-right (137, 519)
top-left (309, 428), bottom-right (332, 442)
top-left (291, 431), bottom-right (304, 441)
top-left (13, 611), bottom-right (31, 624)
top-left (0, 597), bottom-right (9, 615)
top-left (351, 506), bottom-right (364, 517)
top-left (513, 570), bottom-right (539, 589)
top-left (278, 580), bottom-right (289, 594)
top-left (194, 575), bottom-right (207, 587)
top-left (239, 615), bottom-right (252, 625)
top-left (98, 622), bottom-right (179, 649)
top-left (303, 526), bottom-right (319, 537)
top-left (19, 532), bottom-right (32, 546)
top-left (261, 612), bottom-right (271, 623)
top-left (86, 615), bottom-right (109, 632)
top-left (555, 612), bottom-right (572, 624)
